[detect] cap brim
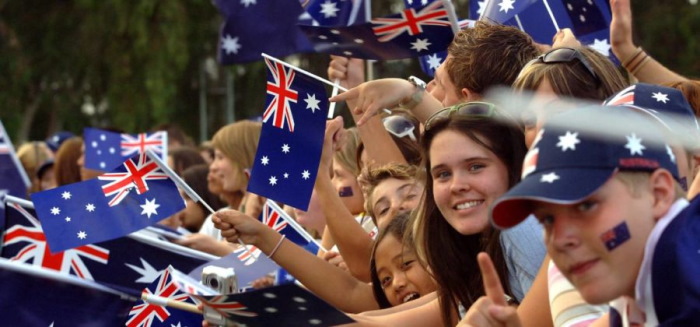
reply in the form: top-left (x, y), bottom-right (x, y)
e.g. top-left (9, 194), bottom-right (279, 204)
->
top-left (490, 168), bottom-right (616, 229)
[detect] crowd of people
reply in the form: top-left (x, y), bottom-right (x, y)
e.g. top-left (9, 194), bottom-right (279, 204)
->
top-left (11, 0), bottom-right (700, 325)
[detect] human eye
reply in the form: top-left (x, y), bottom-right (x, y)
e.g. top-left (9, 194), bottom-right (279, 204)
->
top-left (576, 200), bottom-right (597, 212)
top-left (401, 260), bottom-right (415, 271)
top-left (376, 205), bottom-right (389, 218)
top-left (432, 169), bottom-right (451, 181)
top-left (468, 163), bottom-right (486, 172)
top-left (380, 276), bottom-right (392, 288)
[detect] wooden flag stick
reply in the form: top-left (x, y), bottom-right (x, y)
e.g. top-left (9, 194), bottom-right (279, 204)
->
top-left (141, 293), bottom-right (202, 314)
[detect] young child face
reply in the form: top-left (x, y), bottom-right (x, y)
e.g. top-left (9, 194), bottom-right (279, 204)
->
top-left (369, 178), bottom-right (423, 229)
top-left (532, 176), bottom-right (656, 304)
top-left (429, 130), bottom-right (510, 235)
top-left (375, 234), bottom-right (436, 307)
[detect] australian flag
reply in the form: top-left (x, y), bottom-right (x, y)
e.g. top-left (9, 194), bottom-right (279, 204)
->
top-left (303, 0), bottom-right (370, 26)
top-left (217, 0), bottom-right (313, 64)
top-left (83, 127), bottom-right (167, 172)
top-left (188, 248), bottom-right (280, 293)
top-left (30, 152), bottom-right (185, 253)
top-left (417, 18), bottom-right (475, 77)
top-left (127, 266), bottom-right (211, 327)
top-left (1, 195), bottom-right (214, 296)
top-left (0, 120), bottom-right (30, 199)
top-left (0, 258), bottom-right (134, 326)
top-left (481, 0), bottom-right (614, 60)
top-left (193, 283), bottom-right (354, 327)
top-left (247, 58), bottom-right (328, 211)
top-left (300, 0), bottom-right (458, 60)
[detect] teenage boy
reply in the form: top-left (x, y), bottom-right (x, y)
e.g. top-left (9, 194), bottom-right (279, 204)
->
top-left (489, 106), bottom-right (700, 325)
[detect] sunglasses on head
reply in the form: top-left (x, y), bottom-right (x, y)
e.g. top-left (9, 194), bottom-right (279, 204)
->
top-left (424, 101), bottom-right (496, 131)
top-left (382, 115), bottom-right (417, 141)
top-left (533, 47), bottom-right (600, 84)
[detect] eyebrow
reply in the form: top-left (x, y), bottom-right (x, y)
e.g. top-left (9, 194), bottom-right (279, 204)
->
top-left (430, 156), bottom-right (493, 174)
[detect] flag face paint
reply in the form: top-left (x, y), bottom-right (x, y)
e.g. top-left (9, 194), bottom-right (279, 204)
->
top-left (338, 186), bottom-right (354, 197)
top-left (600, 221), bottom-right (631, 251)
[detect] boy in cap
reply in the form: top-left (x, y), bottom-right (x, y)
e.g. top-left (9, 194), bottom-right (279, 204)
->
top-left (485, 105), bottom-right (700, 325)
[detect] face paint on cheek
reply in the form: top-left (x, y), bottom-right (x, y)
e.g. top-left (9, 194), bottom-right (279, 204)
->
top-left (338, 186), bottom-right (354, 197)
top-left (600, 221), bottom-right (631, 251)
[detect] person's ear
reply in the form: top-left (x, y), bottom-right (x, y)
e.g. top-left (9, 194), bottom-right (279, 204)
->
top-left (649, 169), bottom-right (677, 221)
top-left (460, 87), bottom-right (479, 101)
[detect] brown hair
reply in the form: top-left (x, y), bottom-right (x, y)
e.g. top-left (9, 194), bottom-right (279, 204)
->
top-left (513, 46), bottom-right (628, 101)
top-left (211, 121), bottom-right (262, 190)
top-left (663, 80), bottom-right (700, 117)
top-left (446, 22), bottom-right (539, 95)
top-left (334, 127), bottom-right (362, 176)
top-left (169, 146), bottom-right (206, 176)
top-left (358, 163), bottom-right (421, 219)
top-left (181, 164), bottom-right (227, 231)
top-left (54, 137), bottom-right (83, 186)
top-left (412, 110), bottom-right (527, 326)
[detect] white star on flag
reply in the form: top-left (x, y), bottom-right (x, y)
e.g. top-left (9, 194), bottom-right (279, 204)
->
top-left (100, 134), bottom-right (106, 141)
top-left (320, 0), bottom-right (340, 18)
top-left (261, 156), bottom-right (270, 165)
top-left (109, 147), bottom-right (115, 154)
top-left (410, 38), bottom-right (431, 52)
top-left (625, 133), bottom-right (646, 155)
top-left (282, 144), bottom-right (291, 153)
top-left (50, 207), bottom-right (61, 215)
top-left (77, 231), bottom-right (87, 239)
top-left (125, 257), bottom-right (161, 283)
top-left (140, 198), bottom-right (160, 218)
top-left (426, 54), bottom-right (442, 71)
top-left (557, 131), bottom-right (580, 151)
top-left (666, 144), bottom-right (676, 163)
top-left (477, 0), bottom-right (486, 16)
top-left (92, 141), bottom-right (98, 148)
top-left (302, 170), bottom-right (311, 180)
top-left (86, 203), bottom-right (96, 212)
top-left (269, 176), bottom-right (278, 185)
top-left (61, 191), bottom-right (72, 199)
top-left (284, 173), bottom-right (289, 179)
top-left (240, 0), bottom-right (257, 8)
top-left (589, 39), bottom-right (611, 56)
top-left (499, 0), bottom-right (515, 13)
top-left (65, 217), bottom-right (71, 222)
top-left (540, 172), bottom-right (560, 183)
top-left (304, 93), bottom-right (321, 113)
top-left (222, 35), bottom-right (241, 55)
top-left (652, 92), bottom-right (669, 103)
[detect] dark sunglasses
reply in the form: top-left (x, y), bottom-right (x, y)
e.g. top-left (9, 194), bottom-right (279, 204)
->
top-left (424, 101), bottom-right (496, 131)
top-left (534, 47), bottom-right (600, 83)
top-left (382, 115), bottom-right (417, 141)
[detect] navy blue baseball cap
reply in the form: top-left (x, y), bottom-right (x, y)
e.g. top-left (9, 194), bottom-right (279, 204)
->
top-left (491, 106), bottom-right (679, 229)
top-left (46, 131), bottom-right (75, 153)
top-left (604, 83), bottom-right (700, 149)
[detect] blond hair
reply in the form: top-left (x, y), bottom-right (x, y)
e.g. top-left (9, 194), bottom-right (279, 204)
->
top-left (358, 163), bottom-right (421, 218)
top-left (211, 121), bottom-right (262, 191)
top-left (615, 171), bottom-right (685, 200)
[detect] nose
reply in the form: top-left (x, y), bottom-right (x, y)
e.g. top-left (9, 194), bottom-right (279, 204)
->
top-left (392, 273), bottom-right (407, 292)
top-left (449, 171), bottom-right (470, 194)
top-left (548, 214), bottom-right (580, 251)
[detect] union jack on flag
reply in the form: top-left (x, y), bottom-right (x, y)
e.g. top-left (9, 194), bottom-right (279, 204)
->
top-left (127, 267), bottom-right (201, 327)
top-left (98, 153), bottom-right (169, 207)
top-left (193, 295), bottom-right (258, 318)
top-left (2, 200), bottom-right (110, 281)
top-left (372, 0), bottom-right (452, 42)
top-left (31, 153), bottom-right (185, 253)
top-left (235, 245), bottom-right (262, 266)
top-left (83, 127), bottom-right (168, 172)
top-left (264, 58), bottom-right (298, 132)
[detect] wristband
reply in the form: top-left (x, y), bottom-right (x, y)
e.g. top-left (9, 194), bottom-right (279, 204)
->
top-left (399, 76), bottom-right (427, 110)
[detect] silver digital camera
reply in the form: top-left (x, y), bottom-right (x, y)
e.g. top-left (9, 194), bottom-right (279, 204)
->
top-left (202, 266), bottom-right (238, 294)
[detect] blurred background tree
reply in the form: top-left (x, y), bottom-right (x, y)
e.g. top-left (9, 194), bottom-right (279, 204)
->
top-left (0, 0), bottom-right (698, 145)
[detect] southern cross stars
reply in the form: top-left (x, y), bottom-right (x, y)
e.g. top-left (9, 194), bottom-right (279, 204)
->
top-left (499, 0), bottom-right (515, 13)
top-left (140, 198), bottom-right (160, 219)
top-left (61, 191), bottom-right (72, 200)
top-left (305, 93), bottom-right (321, 113)
top-left (77, 231), bottom-right (87, 239)
top-left (86, 203), bottom-right (96, 212)
top-left (282, 144), bottom-right (291, 153)
top-left (557, 131), bottom-right (580, 152)
top-left (320, 0), bottom-right (340, 18)
top-left (269, 176), bottom-right (278, 186)
top-left (426, 54), bottom-right (442, 71)
top-left (625, 133), bottom-right (646, 155)
top-left (410, 38), bottom-right (431, 52)
top-left (261, 156), bottom-right (270, 165)
top-left (302, 170), bottom-right (311, 180)
top-left (589, 39), bottom-right (611, 56)
top-left (222, 35), bottom-right (241, 55)
top-left (50, 207), bottom-right (61, 215)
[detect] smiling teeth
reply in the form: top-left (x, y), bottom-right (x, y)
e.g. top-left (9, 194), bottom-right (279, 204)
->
top-left (402, 293), bottom-right (420, 303)
top-left (456, 201), bottom-right (482, 210)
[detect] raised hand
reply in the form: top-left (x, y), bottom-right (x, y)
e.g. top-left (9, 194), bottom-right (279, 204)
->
top-left (610, 0), bottom-right (636, 61)
top-left (457, 252), bottom-right (521, 327)
top-left (328, 56), bottom-right (366, 90)
top-left (329, 78), bottom-right (415, 125)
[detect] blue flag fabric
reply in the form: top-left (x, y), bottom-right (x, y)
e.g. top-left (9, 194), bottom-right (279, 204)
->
top-left (300, 0), bottom-right (457, 60)
top-left (30, 153), bottom-right (185, 253)
top-left (217, 0), bottom-right (314, 64)
top-left (469, 0), bottom-right (487, 19)
top-left (83, 127), bottom-right (167, 172)
top-left (0, 121), bottom-right (30, 199)
top-left (481, 0), bottom-right (614, 60)
top-left (303, 0), bottom-right (370, 26)
top-left (247, 58), bottom-right (328, 211)
top-left (417, 19), bottom-right (475, 77)
top-left (0, 258), bottom-right (135, 326)
top-left (193, 283), bottom-right (354, 327)
top-left (2, 196), bottom-right (215, 296)
top-left (126, 266), bottom-right (209, 327)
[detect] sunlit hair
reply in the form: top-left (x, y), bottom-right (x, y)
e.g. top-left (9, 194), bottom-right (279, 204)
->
top-left (513, 46), bottom-right (628, 100)
top-left (358, 163), bottom-right (421, 219)
top-left (369, 210), bottom-right (419, 308)
top-left (54, 137), bottom-right (83, 186)
top-left (411, 111), bottom-right (526, 326)
top-left (664, 80), bottom-right (700, 117)
top-left (615, 171), bottom-right (685, 200)
top-left (211, 120), bottom-right (261, 186)
top-left (17, 141), bottom-right (53, 194)
top-left (334, 127), bottom-right (362, 176)
top-left (446, 21), bottom-right (539, 95)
